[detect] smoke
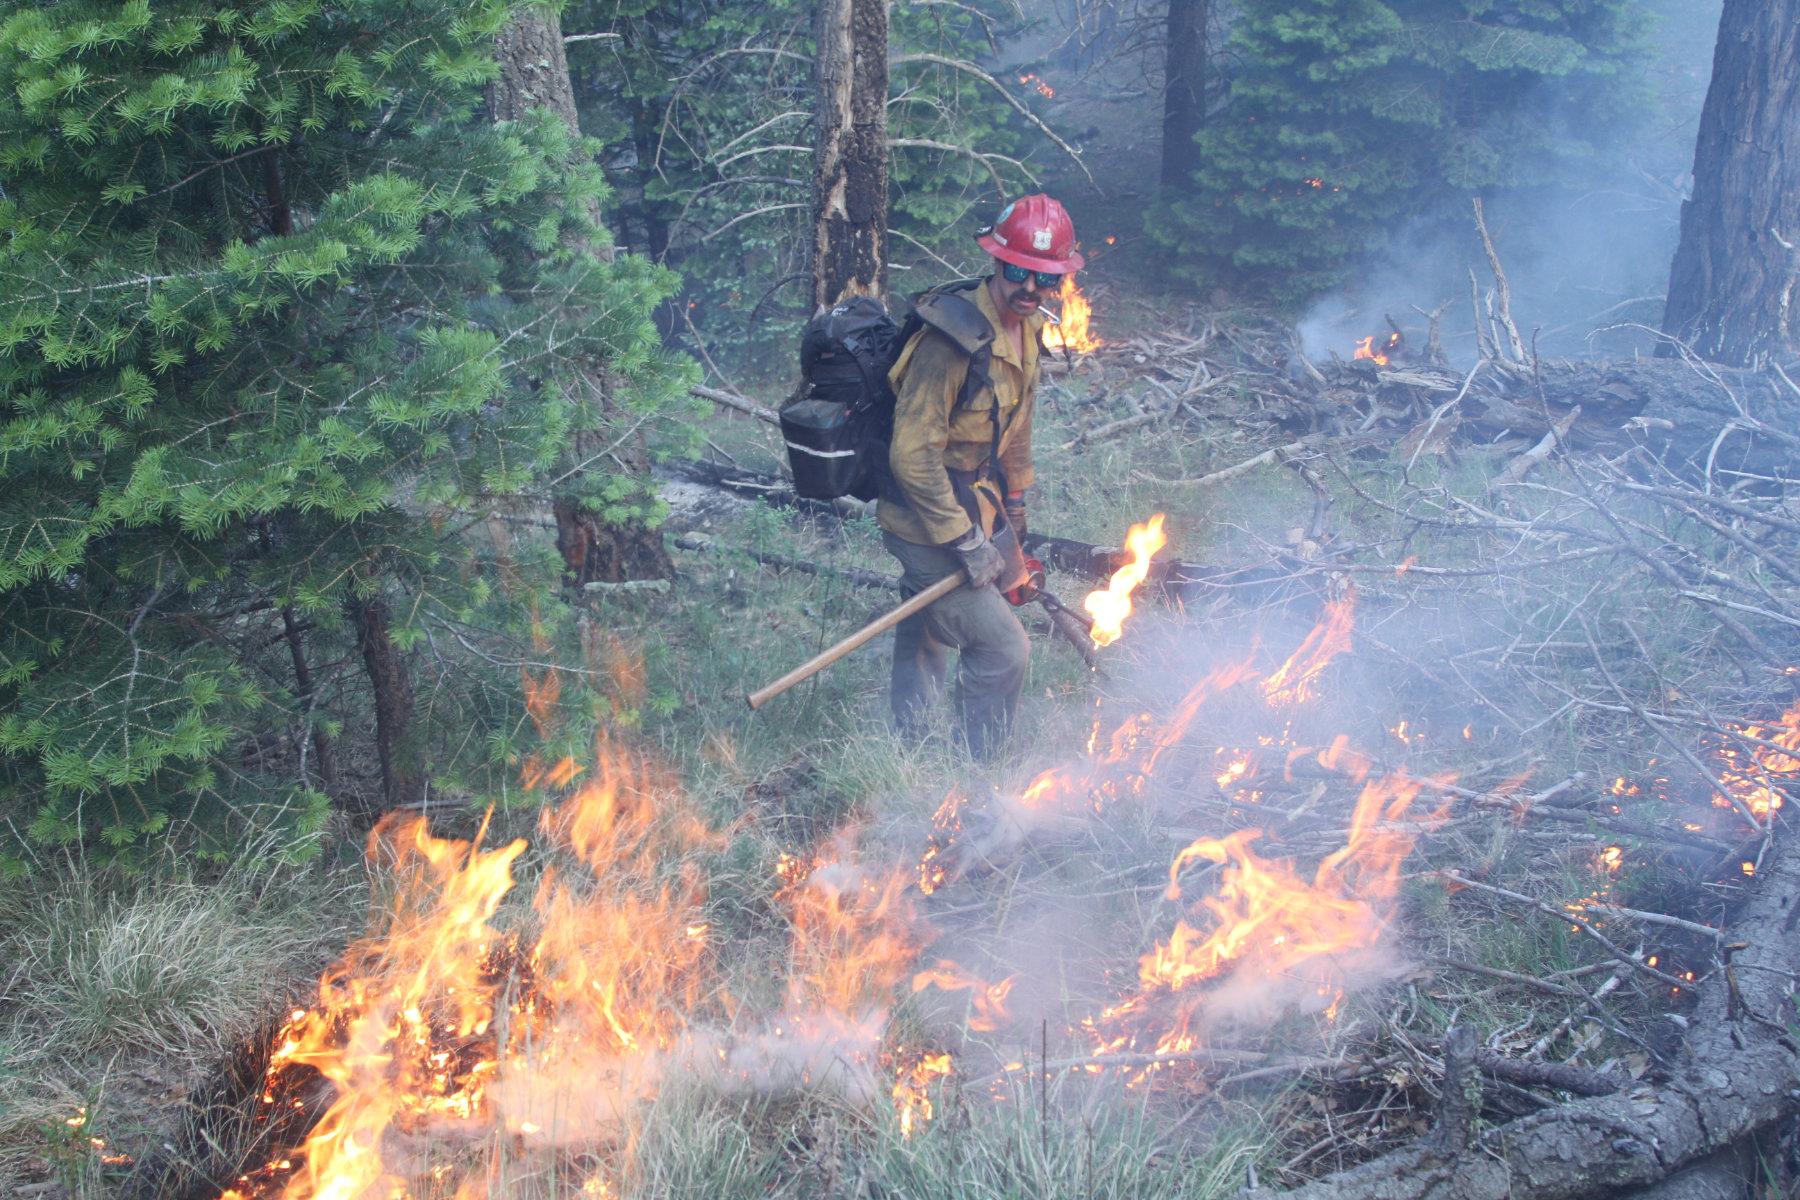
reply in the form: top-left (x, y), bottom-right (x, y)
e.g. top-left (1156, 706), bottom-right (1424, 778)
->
top-left (898, 589), bottom-right (1465, 1083)
top-left (486, 1010), bottom-right (890, 1146)
top-left (1297, 2), bottom-right (1722, 364)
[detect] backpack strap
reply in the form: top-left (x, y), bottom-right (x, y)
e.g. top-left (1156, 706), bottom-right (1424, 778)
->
top-left (911, 280), bottom-right (996, 418)
top-left (911, 281), bottom-right (992, 360)
top-left (897, 281), bottom-right (1018, 502)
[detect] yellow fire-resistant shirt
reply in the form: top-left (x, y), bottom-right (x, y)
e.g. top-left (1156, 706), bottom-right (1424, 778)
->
top-left (877, 280), bottom-right (1043, 546)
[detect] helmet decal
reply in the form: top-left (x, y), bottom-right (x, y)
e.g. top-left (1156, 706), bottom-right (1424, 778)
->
top-left (1031, 227), bottom-right (1053, 251)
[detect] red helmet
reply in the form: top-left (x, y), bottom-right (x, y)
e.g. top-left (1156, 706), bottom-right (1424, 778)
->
top-left (976, 194), bottom-right (1085, 274)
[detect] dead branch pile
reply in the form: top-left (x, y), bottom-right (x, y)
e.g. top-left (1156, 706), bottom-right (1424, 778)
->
top-left (1050, 318), bottom-right (1799, 491)
top-left (676, 215), bottom-right (1800, 1194)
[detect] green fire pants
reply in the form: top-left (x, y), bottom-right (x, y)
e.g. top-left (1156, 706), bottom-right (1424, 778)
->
top-left (883, 531), bottom-right (1030, 760)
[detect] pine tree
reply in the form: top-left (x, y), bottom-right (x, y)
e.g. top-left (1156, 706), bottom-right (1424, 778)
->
top-left (1156, 0), bottom-right (1643, 305)
top-left (563, 0), bottom-right (1039, 364)
top-left (0, 0), bottom-right (684, 862)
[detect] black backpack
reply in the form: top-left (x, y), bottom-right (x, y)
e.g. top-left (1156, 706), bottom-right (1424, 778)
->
top-left (783, 281), bottom-right (994, 502)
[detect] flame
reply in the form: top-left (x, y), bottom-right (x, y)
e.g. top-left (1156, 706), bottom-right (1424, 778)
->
top-left (1262, 591), bottom-right (1356, 708)
top-left (218, 738), bottom-right (922, 1199)
top-left (912, 960), bottom-right (1017, 1032)
top-left (1352, 332), bottom-right (1401, 366)
top-left (892, 1050), bottom-right (953, 1137)
top-left (1110, 769), bottom-right (1449, 1055)
top-left (226, 556), bottom-right (1487, 1180)
top-left (1084, 514), bottom-right (1167, 647)
top-left (1016, 72), bottom-right (1054, 98)
top-left (1042, 279), bottom-right (1102, 355)
top-left (916, 790), bottom-right (964, 895)
top-left (1715, 697), bottom-right (1800, 821)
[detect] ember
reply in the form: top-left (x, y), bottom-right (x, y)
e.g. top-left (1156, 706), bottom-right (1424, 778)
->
top-left (891, 1049), bottom-right (953, 1138)
top-left (1714, 697), bottom-right (1800, 822)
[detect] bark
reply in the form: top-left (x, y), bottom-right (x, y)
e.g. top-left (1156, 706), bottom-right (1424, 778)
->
top-left (1661, 0), bottom-right (1800, 367)
top-left (347, 593), bottom-right (425, 818)
top-left (811, 0), bottom-right (889, 308)
top-left (1625, 1147), bottom-right (1754, 1200)
top-left (1160, 0), bottom-right (1207, 191)
top-left (490, 10), bottom-right (592, 202)
top-left (1242, 834), bottom-right (1800, 1200)
top-left (281, 605), bottom-right (341, 802)
top-left (491, 5), bottom-right (673, 585)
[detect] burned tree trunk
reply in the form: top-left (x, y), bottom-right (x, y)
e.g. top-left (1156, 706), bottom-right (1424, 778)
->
top-left (1160, 0), bottom-right (1208, 191)
top-left (811, 0), bottom-right (889, 308)
top-left (347, 593), bottom-right (424, 818)
top-left (1660, 0), bottom-right (1800, 367)
top-left (491, 7), bottom-right (673, 585)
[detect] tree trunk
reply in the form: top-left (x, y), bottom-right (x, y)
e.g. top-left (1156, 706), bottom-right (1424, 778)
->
top-left (1660, 0), bottom-right (1800, 367)
top-left (281, 604), bottom-right (341, 802)
top-left (491, 6), bottom-right (673, 585)
top-left (347, 593), bottom-right (425, 817)
top-left (1160, 0), bottom-right (1208, 191)
top-left (811, 0), bottom-right (889, 309)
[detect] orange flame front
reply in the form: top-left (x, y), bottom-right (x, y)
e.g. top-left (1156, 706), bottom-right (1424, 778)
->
top-left (1098, 765), bottom-right (1450, 1060)
top-left (1043, 280), bottom-right (1102, 355)
top-left (1262, 592), bottom-right (1356, 708)
top-left (1084, 514), bottom-right (1167, 647)
top-left (217, 739), bottom-right (936, 1197)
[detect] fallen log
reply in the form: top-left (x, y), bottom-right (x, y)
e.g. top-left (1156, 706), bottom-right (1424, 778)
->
top-left (1245, 831), bottom-right (1799, 1200)
top-left (660, 457), bottom-right (1317, 606)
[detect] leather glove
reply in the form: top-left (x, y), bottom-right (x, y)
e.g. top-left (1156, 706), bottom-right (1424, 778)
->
top-left (1003, 494), bottom-right (1028, 541)
top-left (948, 526), bottom-right (1005, 589)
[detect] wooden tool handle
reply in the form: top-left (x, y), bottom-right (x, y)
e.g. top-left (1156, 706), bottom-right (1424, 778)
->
top-left (746, 572), bottom-right (965, 710)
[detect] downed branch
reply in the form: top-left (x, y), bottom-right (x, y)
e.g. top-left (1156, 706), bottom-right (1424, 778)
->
top-left (692, 383), bottom-right (780, 426)
top-left (1473, 1051), bottom-right (1622, 1098)
top-left (1441, 871), bottom-right (1690, 991)
top-left (1246, 834), bottom-right (1800, 1200)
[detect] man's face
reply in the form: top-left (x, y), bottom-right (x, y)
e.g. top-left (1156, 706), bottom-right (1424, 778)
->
top-left (990, 262), bottom-right (1050, 319)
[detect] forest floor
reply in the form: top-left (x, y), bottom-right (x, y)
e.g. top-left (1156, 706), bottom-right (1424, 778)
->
top-left (5, 259), bottom-right (1793, 1197)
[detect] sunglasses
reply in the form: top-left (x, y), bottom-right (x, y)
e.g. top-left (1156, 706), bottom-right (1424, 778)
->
top-left (1000, 263), bottom-right (1065, 290)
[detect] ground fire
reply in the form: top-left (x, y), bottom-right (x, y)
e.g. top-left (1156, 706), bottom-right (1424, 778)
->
top-left (1042, 279), bottom-right (1102, 355)
top-left (209, 571), bottom-right (1486, 1196)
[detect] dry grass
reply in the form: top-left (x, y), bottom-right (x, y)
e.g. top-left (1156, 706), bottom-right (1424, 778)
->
top-left (0, 843), bottom-right (357, 1196)
top-left (6, 325), bottom-right (1792, 1195)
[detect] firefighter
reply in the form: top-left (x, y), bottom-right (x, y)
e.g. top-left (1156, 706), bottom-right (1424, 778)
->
top-left (880, 194), bottom-right (1086, 759)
